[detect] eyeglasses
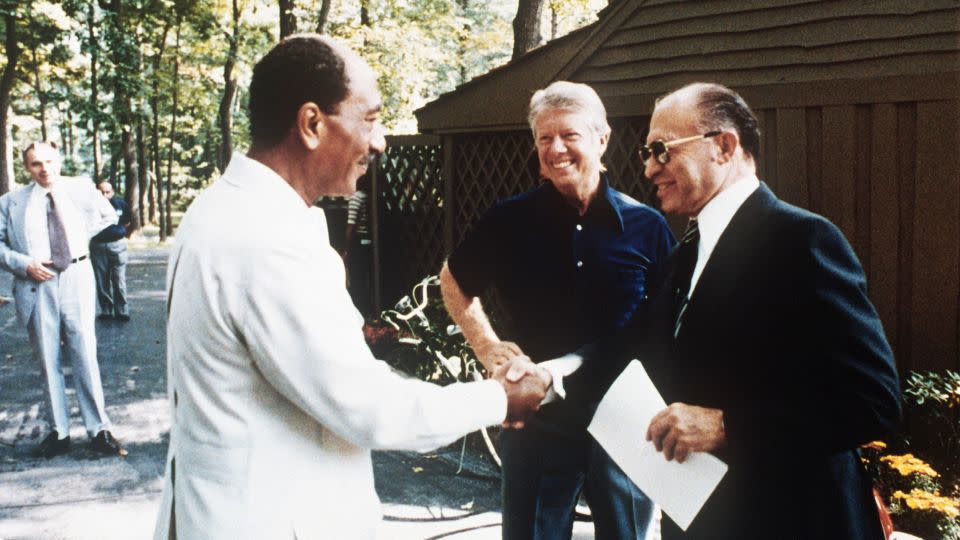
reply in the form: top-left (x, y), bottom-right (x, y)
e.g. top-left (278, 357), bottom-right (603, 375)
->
top-left (639, 131), bottom-right (721, 165)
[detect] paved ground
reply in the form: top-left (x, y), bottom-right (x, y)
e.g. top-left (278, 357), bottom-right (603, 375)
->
top-left (0, 244), bottom-right (595, 539)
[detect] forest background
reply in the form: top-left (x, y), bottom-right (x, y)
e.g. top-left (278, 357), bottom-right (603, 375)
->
top-left (0, 0), bottom-right (609, 238)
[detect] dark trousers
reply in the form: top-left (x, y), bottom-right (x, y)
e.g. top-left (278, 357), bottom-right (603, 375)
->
top-left (91, 239), bottom-right (128, 317)
top-left (500, 423), bottom-right (656, 540)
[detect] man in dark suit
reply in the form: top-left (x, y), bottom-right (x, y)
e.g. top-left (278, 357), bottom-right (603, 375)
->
top-left (587, 82), bottom-right (901, 539)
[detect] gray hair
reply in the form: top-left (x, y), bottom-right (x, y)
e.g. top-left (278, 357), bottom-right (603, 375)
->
top-left (527, 81), bottom-right (611, 138)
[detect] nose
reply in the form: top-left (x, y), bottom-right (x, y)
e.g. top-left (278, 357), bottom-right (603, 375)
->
top-left (370, 122), bottom-right (386, 155)
top-left (549, 136), bottom-right (566, 153)
top-left (643, 154), bottom-right (662, 180)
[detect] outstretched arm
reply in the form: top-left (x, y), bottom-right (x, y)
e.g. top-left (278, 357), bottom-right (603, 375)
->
top-left (439, 262), bottom-right (522, 372)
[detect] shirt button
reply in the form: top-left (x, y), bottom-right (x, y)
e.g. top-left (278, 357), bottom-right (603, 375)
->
top-left (576, 224), bottom-right (583, 231)
top-left (576, 260), bottom-right (583, 268)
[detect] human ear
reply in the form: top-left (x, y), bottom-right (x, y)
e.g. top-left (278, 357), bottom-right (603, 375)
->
top-left (717, 131), bottom-right (739, 163)
top-left (296, 102), bottom-right (324, 150)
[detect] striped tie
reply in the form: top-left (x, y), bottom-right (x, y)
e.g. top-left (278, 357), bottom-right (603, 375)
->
top-left (47, 192), bottom-right (73, 271)
top-left (672, 219), bottom-right (699, 338)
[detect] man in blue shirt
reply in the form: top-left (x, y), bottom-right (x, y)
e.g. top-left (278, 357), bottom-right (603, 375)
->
top-left (440, 81), bottom-right (675, 540)
top-left (91, 181), bottom-right (132, 321)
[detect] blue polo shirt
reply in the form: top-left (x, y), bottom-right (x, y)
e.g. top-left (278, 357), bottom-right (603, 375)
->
top-left (448, 177), bottom-right (675, 429)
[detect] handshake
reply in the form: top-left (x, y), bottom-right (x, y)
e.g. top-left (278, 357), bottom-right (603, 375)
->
top-left (491, 356), bottom-right (552, 428)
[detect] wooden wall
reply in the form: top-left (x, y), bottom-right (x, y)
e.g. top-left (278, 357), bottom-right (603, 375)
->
top-left (577, 0), bottom-right (960, 103)
top-left (414, 0), bottom-right (960, 375)
top-left (741, 100), bottom-right (960, 374)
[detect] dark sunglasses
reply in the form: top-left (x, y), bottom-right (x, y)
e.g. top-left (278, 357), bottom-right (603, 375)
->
top-left (639, 131), bottom-right (721, 165)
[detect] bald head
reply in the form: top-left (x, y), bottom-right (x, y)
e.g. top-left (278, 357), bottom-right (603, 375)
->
top-left (657, 83), bottom-right (760, 160)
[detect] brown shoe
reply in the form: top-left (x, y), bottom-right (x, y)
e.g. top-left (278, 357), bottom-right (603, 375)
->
top-left (35, 431), bottom-right (71, 459)
top-left (91, 430), bottom-right (127, 457)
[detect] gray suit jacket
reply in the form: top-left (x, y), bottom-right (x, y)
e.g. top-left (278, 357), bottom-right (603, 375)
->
top-left (0, 178), bottom-right (116, 325)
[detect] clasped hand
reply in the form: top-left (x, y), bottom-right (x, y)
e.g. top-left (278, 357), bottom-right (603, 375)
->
top-left (491, 356), bottom-right (551, 429)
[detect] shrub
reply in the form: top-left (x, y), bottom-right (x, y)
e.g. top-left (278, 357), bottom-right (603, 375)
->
top-left (863, 370), bottom-right (960, 539)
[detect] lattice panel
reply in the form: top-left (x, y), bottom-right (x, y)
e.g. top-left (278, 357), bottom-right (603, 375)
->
top-left (606, 116), bottom-right (659, 206)
top-left (376, 141), bottom-right (445, 305)
top-left (450, 131), bottom-right (539, 246)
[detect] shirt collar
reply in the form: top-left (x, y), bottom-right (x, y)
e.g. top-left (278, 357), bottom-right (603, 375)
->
top-left (224, 152), bottom-right (311, 212)
top-left (537, 175), bottom-right (624, 232)
top-left (695, 174), bottom-right (760, 256)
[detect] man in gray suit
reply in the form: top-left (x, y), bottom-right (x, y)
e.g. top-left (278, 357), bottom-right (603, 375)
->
top-left (0, 141), bottom-right (126, 458)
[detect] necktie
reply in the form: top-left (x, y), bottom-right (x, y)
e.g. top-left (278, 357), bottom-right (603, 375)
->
top-left (47, 192), bottom-right (73, 271)
top-left (672, 219), bottom-right (700, 338)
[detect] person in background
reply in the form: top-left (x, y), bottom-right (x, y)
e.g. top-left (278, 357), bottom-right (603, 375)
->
top-left (343, 174), bottom-right (374, 315)
top-left (0, 141), bottom-right (126, 458)
top-left (90, 181), bottom-right (132, 321)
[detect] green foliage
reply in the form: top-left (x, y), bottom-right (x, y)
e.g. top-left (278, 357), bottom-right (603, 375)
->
top-left (1, 0), bottom-right (604, 209)
top-left (862, 371), bottom-right (960, 539)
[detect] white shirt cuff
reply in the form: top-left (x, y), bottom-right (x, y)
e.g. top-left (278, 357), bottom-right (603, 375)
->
top-left (538, 353), bottom-right (584, 404)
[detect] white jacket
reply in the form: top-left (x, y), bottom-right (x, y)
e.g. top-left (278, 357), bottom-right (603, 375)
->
top-left (153, 154), bottom-right (506, 540)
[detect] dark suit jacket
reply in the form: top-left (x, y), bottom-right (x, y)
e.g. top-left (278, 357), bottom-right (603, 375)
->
top-left (578, 183), bottom-right (901, 540)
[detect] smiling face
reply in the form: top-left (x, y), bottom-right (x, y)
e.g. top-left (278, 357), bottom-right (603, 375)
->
top-left (23, 143), bottom-right (62, 189)
top-left (644, 97), bottom-right (724, 217)
top-left (318, 57), bottom-right (386, 196)
top-left (533, 108), bottom-right (608, 197)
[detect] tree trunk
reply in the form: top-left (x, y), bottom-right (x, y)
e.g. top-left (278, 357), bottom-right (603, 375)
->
top-left (62, 105), bottom-right (74, 162)
top-left (360, 0), bottom-right (370, 27)
top-left (136, 117), bottom-right (147, 227)
top-left (315, 0), bottom-right (331, 34)
top-left (164, 17), bottom-right (181, 239)
top-left (512, 0), bottom-right (544, 60)
top-left (279, 0), bottom-right (297, 39)
top-left (87, 1), bottom-right (101, 182)
top-left (121, 126), bottom-right (140, 231)
top-left (149, 21), bottom-right (169, 229)
top-left (100, 0), bottom-right (141, 232)
top-left (457, 0), bottom-right (469, 84)
top-left (0, 11), bottom-right (21, 195)
top-left (217, 0), bottom-right (240, 171)
top-left (30, 49), bottom-right (48, 141)
top-left (550, 4), bottom-right (558, 40)
top-left (108, 137), bottom-right (119, 185)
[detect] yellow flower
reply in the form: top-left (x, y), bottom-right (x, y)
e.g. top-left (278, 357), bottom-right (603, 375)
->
top-left (863, 441), bottom-right (887, 450)
top-left (892, 489), bottom-right (960, 516)
top-left (880, 454), bottom-right (939, 477)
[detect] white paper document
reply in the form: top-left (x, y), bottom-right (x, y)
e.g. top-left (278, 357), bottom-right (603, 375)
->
top-left (587, 360), bottom-right (728, 531)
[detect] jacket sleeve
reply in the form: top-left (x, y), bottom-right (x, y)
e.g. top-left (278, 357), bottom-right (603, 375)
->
top-left (723, 216), bottom-right (902, 456)
top-left (237, 237), bottom-right (507, 452)
top-left (0, 196), bottom-right (32, 278)
top-left (84, 179), bottom-right (118, 238)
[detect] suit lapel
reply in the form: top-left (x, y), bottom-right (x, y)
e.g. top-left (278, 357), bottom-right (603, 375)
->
top-left (677, 183), bottom-right (777, 338)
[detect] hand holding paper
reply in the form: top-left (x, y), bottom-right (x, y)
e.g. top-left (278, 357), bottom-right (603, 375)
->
top-left (647, 403), bottom-right (725, 463)
top-left (588, 360), bottom-right (728, 531)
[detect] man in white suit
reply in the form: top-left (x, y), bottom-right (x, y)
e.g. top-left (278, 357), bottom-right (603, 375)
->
top-left (154, 35), bottom-right (552, 539)
top-left (0, 141), bottom-right (125, 458)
